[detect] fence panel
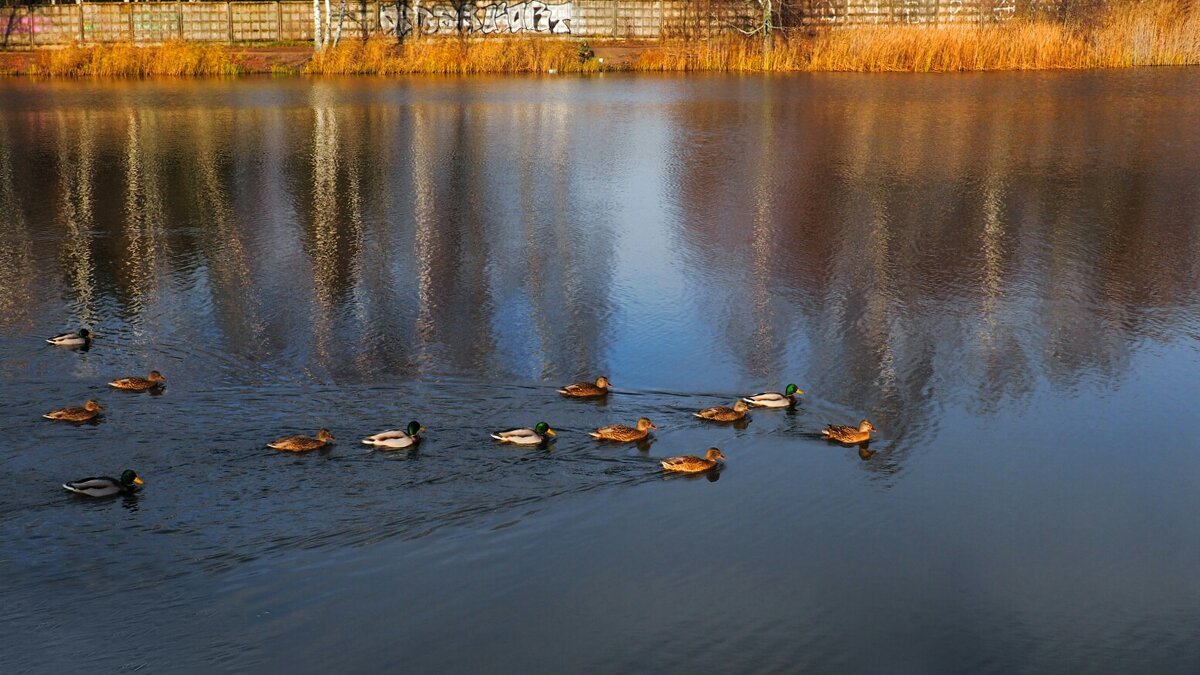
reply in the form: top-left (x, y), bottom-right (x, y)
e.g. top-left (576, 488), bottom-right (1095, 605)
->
top-left (182, 2), bottom-right (230, 41)
top-left (231, 1), bottom-right (279, 41)
top-left (281, 1), bottom-right (316, 41)
top-left (83, 3), bottom-right (131, 42)
top-left (134, 3), bottom-right (182, 42)
top-left (30, 6), bottom-right (81, 46)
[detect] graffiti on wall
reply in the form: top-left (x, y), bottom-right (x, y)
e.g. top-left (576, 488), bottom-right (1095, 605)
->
top-left (380, 2), bottom-right (573, 37)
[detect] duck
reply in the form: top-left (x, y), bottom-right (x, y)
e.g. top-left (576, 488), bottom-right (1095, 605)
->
top-left (268, 428), bottom-right (335, 452)
top-left (362, 420), bottom-right (425, 450)
top-left (109, 370), bottom-right (166, 391)
top-left (821, 420), bottom-right (877, 444)
top-left (43, 400), bottom-right (102, 422)
top-left (558, 376), bottom-right (611, 398)
top-left (743, 383), bottom-right (804, 408)
top-left (63, 469), bottom-right (143, 497)
top-left (491, 421), bottom-right (556, 445)
top-left (661, 447), bottom-right (726, 473)
top-left (694, 400), bottom-right (750, 422)
top-left (46, 328), bottom-right (91, 348)
top-left (589, 417), bottom-right (656, 442)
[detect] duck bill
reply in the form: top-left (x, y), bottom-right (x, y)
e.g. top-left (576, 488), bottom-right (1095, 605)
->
top-left (133, 477), bottom-right (146, 486)
top-left (546, 429), bottom-right (557, 437)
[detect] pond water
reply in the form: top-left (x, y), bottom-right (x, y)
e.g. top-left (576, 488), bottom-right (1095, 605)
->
top-left (1, 71), bottom-right (1199, 673)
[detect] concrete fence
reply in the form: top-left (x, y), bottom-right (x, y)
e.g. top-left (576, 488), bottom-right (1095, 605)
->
top-left (0, 0), bottom-right (1066, 47)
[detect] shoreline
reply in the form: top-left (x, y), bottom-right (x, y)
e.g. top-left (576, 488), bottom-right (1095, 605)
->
top-left (3, 19), bottom-right (1200, 78)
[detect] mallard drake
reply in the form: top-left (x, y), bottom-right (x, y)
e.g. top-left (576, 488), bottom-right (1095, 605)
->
top-left (46, 328), bottom-right (91, 348)
top-left (43, 400), bottom-right (102, 422)
top-left (491, 421), bottom-right (556, 445)
top-left (743, 383), bottom-right (804, 408)
top-left (362, 420), bottom-right (425, 450)
top-left (694, 400), bottom-right (750, 422)
top-left (63, 469), bottom-right (143, 497)
top-left (268, 428), bottom-right (335, 452)
top-left (821, 420), bottom-right (877, 444)
top-left (558, 376), bottom-right (611, 398)
top-left (109, 370), bottom-right (166, 391)
top-left (661, 447), bottom-right (726, 473)
top-left (589, 417), bottom-right (656, 442)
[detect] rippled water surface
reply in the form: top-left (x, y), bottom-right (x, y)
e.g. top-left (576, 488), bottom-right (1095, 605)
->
top-left (2, 71), bottom-right (1199, 673)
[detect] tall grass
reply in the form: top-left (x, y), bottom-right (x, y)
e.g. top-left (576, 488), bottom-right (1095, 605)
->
top-left (6, 0), bottom-right (1200, 77)
top-left (29, 41), bottom-right (240, 77)
top-left (304, 37), bottom-right (601, 75)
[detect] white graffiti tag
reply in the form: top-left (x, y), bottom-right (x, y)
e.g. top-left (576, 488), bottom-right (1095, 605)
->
top-left (381, 1), bottom-right (573, 36)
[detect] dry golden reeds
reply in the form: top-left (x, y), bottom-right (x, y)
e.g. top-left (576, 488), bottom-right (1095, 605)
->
top-left (29, 41), bottom-right (240, 77)
top-left (304, 37), bottom-right (601, 75)
top-left (6, 0), bottom-right (1200, 78)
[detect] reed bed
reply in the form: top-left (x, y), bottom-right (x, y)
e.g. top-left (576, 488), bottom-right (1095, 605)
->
top-left (29, 41), bottom-right (240, 77)
top-left (304, 37), bottom-right (601, 75)
top-left (6, 0), bottom-right (1200, 77)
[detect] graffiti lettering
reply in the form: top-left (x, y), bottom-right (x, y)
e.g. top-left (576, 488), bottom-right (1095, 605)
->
top-left (380, 1), bottom-right (573, 37)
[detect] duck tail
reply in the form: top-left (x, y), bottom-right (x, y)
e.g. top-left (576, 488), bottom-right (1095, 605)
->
top-left (490, 433), bottom-right (504, 441)
top-left (588, 432), bottom-right (601, 439)
top-left (741, 397), bottom-right (756, 405)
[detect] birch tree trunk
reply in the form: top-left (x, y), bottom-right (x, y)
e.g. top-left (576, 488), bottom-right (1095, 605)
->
top-left (313, 0), bottom-right (323, 51)
top-left (323, 0), bottom-right (333, 49)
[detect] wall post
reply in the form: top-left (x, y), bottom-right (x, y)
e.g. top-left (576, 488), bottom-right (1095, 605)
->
top-left (128, 3), bottom-right (134, 42)
top-left (228, 2), bottom-right (235, 44)
top-left (79, 4), bottom-right (86, 42)
top-left (276, 1), bottom-right (283, 41)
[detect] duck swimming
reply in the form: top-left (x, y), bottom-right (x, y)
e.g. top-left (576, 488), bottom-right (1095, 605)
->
top-left (362, 421), bottom-right (425, 450)
top-left (63, 469), bottom-right (143, 498)
top-left (661, 447), bottom-right (726, 473)
top-left (821, 420), bottom-right (877, 444)
top-left (743, 383), bottom-right (804, 408)
top-left (491, 421), bottom-right (556, 446)
top-left (589, 417), bottom-right (656, 442)
top-left (694, 400), bottom-right (750, 422)
top-left (558, 376), bottom-right (611, 398)
top-left (43, 400), bottom-right (102, 422)
top-left (268, 428), bottom-right (335, 452)
top-left (109, 370), bottom-right (166, 391)
top-left (46, 328), bottom-right (91, 348)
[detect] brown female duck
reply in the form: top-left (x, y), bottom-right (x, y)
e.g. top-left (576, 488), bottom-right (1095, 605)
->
top-left (43, 400), bottom-right (102, 423)
top-left (821, 420), bottom-right (877, 444)
top-left (589, 417), bottom-right (656, 442)
top-left (558, 376), bottom-right (611, 398)
top-left (693, 400), bottom-right (750, 423)
top-left (109, 370), bottom-right (166, 391)
top-left (661, 447), bottom-right (726, 473)
top-left (268, 428), bottom-right (335, 452)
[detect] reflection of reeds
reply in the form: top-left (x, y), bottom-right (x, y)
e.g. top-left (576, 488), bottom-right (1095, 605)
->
top-left (31, 41), bottom-right (240, 77)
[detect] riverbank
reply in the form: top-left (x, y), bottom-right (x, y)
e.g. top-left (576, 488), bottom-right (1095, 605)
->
top-left (3, 3), bottom-right (1199, 76)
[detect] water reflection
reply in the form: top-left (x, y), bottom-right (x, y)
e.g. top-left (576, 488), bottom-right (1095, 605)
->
top-left (0, 74), bottom-right (1196, 450)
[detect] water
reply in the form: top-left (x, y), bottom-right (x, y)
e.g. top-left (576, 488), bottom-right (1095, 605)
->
top-left (1, 70), bottom-right (1199, 673)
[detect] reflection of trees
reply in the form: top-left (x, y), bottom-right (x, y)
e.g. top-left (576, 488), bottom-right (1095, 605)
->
top-left (669, 77), bottom-right (1200, 460)
top-left (0, 118), bottom-right (35, 329)
top-left (55, 110), bottom-right (98, 327)
top-left (119, 108), bottom-right (168, 319)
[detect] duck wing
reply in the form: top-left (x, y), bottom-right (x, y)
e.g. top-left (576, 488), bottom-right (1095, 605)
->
top-left (63, 476), bottom-right (121, 497)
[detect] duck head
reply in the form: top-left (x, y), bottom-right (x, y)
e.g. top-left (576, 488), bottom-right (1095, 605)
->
top-left (120, 469), bottom-right (145, 487)
top-left (705, 448), bottom-right (726, 462)
top-left (733, 400), bottom-right (750, 413)
top-left (636, 417), bottom-right (656, 431)
top-left (84, 400), bottom-right (102, 412)
top-left (595, 376), bottom-right (611, 389)
top-left (859, 420), bottom-right (877, 434)
top-left (534, 421), bottom-right (556, 437)
top-left (317, 428), bottom-right (335, 443)
top-left (148, 370), bottom-right (167, 383)
top-left (784, 383), bottom-right (804, 396)
top-left (406, 420), bottom-right (425, 437)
